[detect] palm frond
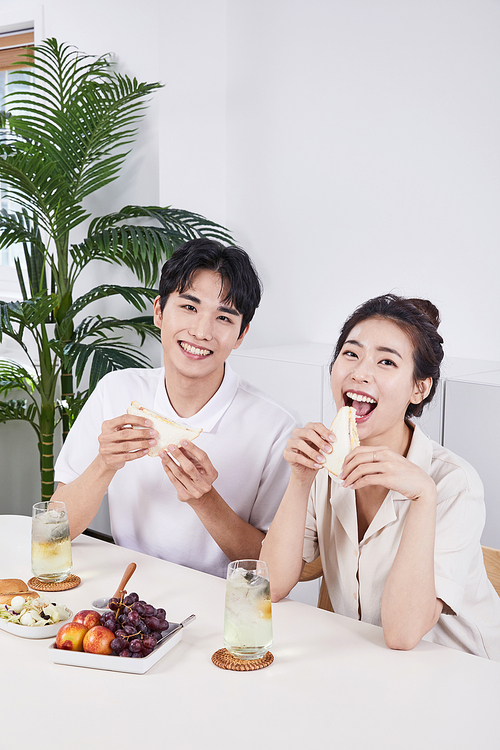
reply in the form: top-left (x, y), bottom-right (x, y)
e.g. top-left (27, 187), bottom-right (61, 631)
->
top-left (64, 339), bottom-right (152, 391)
top-left (58, 285), bottom-right (156, 340)
top-left (72, 205), bottom-right (233, 286)
top-left (56, 391), bottom-right (90, 428)
top-left (71, 314), bottom-right (160, 346)
top-left (0, 398), bottom-right (40, 437)
top-left (4, 40), bottom-right (162, 203)
top-left (0, 360), bottom-right (39, 397)
top-left (0, 293), bottom-right (58, 335)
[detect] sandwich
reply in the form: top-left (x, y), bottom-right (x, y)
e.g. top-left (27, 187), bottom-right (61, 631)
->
top-left (126, 401), bottom-right (202, 457)
top-left (0, 578), bottom-right (40, 606)
top-left (323, 406), bottom-right (360, 483)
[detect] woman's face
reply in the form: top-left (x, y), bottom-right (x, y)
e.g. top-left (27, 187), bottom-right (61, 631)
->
top-left (330, 317), bottom-right (430, 448)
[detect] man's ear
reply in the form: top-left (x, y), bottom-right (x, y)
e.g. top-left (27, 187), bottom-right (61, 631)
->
top-left (153, 296), bottom-right (162, 329)
top-left (233, 324), bottom-right (250, 350)
top-left (410, 377), bottom-right (432, 404)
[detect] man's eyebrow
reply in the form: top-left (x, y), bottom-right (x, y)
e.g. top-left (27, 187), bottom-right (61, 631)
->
top-left (178, 292), bottom-right (240, 317)
top-left (217, 304), bottom-right (240, 317)
top-left (344, 339), bottom-right (402, 359)
top-left (179, 293), bottom-right (200, 304)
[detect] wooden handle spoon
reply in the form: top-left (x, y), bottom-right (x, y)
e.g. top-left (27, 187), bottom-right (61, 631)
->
top-left (112, 562), bottom-right (137, 600)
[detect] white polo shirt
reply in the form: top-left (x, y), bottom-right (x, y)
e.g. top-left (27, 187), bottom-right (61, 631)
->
top-left (55, 364), bottom-right (295, 578)
top-left (303, 425), bottom-right (500, 660)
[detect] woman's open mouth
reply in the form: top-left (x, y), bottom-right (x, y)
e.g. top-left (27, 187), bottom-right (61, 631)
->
top-left (344, 391), bottom-right (377, 422)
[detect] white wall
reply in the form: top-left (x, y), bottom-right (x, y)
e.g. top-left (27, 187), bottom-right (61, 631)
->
top-left (225, 0), bottom-right (500, 358)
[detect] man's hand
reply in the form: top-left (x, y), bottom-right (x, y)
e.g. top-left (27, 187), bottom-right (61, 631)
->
top-left (98, 414), bottom-right (158, 471)
top-left (159, 441), bottom-right (218, 503)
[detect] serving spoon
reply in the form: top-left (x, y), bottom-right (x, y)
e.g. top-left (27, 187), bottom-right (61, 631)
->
top-left (92, 562), bottom-right (137, 611)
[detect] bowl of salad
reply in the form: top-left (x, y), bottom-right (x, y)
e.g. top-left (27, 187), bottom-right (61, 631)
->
top-left (0, 595), bottom-right (72, 639)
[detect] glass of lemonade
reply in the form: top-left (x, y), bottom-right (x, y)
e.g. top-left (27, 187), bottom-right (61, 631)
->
top-left (223, 559), bottom-right (273, 660)
top-left (31, 500), bottom-right (73, 582)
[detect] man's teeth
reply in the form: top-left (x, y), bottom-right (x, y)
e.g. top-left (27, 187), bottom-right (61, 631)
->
top-left (346, 391), bottom-right (377, 404)
top-left (180, 342), bottom-right (211, 356)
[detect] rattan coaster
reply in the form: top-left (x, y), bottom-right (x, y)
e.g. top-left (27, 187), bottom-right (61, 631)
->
top-left (211, 648), bottom-right (274, 671)
top-left (28, 574), bottom-right (81, 592)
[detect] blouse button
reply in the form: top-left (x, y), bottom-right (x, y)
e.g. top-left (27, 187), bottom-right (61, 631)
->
top-left (353, 592), bottom-right (357, 600)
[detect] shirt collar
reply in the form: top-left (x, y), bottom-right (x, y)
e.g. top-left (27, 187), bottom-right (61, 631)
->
top-left (153, 362), bottom-right (240, 432)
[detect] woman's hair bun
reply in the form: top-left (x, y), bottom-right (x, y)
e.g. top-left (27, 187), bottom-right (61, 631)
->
top-left (407, 298), bottom-right (440, 330)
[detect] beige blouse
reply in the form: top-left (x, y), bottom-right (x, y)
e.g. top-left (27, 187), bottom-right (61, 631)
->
top-left (303, 425), bottom-right (500, 661)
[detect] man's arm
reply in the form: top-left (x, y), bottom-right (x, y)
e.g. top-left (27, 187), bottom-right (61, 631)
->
top-left (160, 442), bottom-right (265, 560)
top-left (53, 414), bottom-right (157, 539)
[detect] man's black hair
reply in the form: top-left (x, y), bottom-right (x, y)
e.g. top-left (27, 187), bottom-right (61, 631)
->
top-left (158, 238), bottom-right (262, 336)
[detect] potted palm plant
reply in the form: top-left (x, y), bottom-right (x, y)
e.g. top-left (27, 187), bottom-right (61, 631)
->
top-left (0, 38), bottom-right (232, 502)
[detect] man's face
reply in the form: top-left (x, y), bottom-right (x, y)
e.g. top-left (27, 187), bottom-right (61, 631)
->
top-left (153, 269), bottom-right (248, 384)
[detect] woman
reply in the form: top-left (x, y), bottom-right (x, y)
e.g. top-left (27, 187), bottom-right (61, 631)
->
top-left (261, 294), bottom-right (500, 660)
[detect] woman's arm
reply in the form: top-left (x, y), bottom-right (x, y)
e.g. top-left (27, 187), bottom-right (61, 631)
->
top-left (341, 446), bottom-right (443, 650)
top-left (381, 491), bottom-right (443, 650)
top-left (260, 422), bottom-right (335, 601)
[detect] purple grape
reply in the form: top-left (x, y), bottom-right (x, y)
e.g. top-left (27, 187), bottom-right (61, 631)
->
top-left (145, 616), bottom-right (161, 631)
top-left (119, 649), bottom-right (131, 657)
top-left (157, 618), bottom-right (169, 631)
top-left (123, 624), bottom-right (136, 636)
top-left (143, 635), bottom-right (156, 650)
top-left (144, 604), bottom-right (156, 617)
top-left (129, 639), bottom-right (143, 653)
top-left (156, 608), bottom-right (166, 619)
top-left (111, 637), bottom-right (127, 652)
top-left (141, 647), bottom-right (153, 657)
top-left (127, 610), bottom-right (140, 626)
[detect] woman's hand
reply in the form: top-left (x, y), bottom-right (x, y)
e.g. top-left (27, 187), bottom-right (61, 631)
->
top-left (159, 442), bottom-right (218, 503)
top-left (284, 422), bottom-right (336, 484)
top-left (340, 446), bottom-right (437, 502)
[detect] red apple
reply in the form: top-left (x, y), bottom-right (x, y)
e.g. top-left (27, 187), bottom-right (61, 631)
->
top-left (83, 625), bottom-right (115, 655)
top-left (73, 609), bottom-right (101, 629)
top-left (56, 621), bottom-right (88, 651)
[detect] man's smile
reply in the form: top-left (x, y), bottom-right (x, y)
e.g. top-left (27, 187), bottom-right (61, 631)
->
top-left (179, 340), bottom-right (213, 357)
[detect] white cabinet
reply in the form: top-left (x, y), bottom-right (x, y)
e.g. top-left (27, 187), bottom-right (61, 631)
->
top-left (443, 370), bottom-right (500, 548)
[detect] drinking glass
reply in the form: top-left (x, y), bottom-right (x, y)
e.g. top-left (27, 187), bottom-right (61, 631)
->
top-left (223, 559), bottom-right (273, 660)
top-left (31, 500), bottom-right (73, 582)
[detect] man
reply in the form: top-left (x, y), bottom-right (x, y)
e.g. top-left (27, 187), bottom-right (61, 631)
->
top-left (52, 239), bottom-right (295, 577)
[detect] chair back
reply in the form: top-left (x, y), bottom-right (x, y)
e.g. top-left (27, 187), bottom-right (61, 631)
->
top-left (482, 546), bottom-right (500, 597)
top-left (300, 556), bottom-right (333, 612)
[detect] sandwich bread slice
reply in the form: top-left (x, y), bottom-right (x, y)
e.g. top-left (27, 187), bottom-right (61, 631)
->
top-left (126, 401), bottom-right (202, 457)
top-left (323, 406), bottom-right (360, 483)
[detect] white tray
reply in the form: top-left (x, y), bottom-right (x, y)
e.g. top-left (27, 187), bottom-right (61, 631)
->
top-left (0, 612), bottom-right (72, 639)
top-left (48, 621), bottom-right (183, 674)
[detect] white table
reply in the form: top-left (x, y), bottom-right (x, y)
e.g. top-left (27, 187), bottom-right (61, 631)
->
top-left (1, 515), bottom-right (499, 749)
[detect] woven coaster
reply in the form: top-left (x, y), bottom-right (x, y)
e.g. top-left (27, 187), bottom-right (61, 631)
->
top-left (211, 648), bottom-right (274, 671)
top-left (28, 574), bottom-right (81, 592)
